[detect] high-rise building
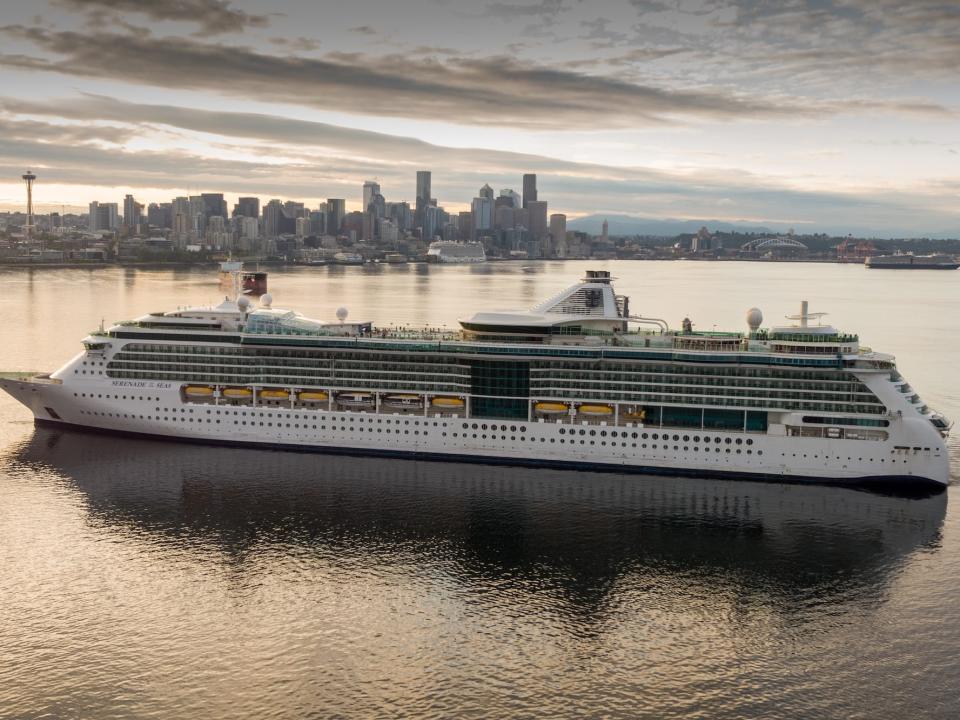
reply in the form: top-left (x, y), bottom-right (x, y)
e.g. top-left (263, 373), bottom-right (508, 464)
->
top-left (423, 205), bottom-right (442, 241)
top-left (458, 211), bottom-right (474, 241)
top-left (363, 181), bottom-right (381, 212)
top-left (522, 174), bottom-right (537, 208)
top-left (527, 200), bottom-right (548, 239)
top-left (171, 196), bottom-right (190, 220)
top-left (262, 200), bottom-right (298, 238)
top-left (471, 196), bottom-right (493, 232)
top-left (386, 201), bottom-right (412, 231)
top-left (601, 218), bottom-right (609, 241)
top-left (326, 198), bottom-right (346, 235)
top-left (549, 213), bottom-right (567, 258)
top-left (146, 202), bottom-right (172, 228)
top-left (415, 170), bottom-right (432, 227)
top-left (88, 201), bottom-right (119, 232)
top-left (201, 193), bottom-right (228, 223)
top-left (478, 183), bottom-right (494, 200)
top-left (189, 196), bottom-right (206, 235)
top-left (234, 197), bottom-right (260, 218)
top-left (416, 171), bottom-right (431, 204)
top-left (123, 194), bottom-right (143, 231)
top-left (499, 188), bottom-right (522, 208)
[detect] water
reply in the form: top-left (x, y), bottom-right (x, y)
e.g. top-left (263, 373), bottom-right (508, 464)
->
top-left (1, 261), bottom-right (959, 718)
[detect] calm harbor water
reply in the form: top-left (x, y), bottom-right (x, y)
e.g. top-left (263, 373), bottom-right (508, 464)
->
top-left (1, 261), bottom-right (959, 718)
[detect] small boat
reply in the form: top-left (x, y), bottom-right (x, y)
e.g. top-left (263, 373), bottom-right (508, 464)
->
top-left (431, 397), bottom-right (465, 409)
top-left (184, 386), bottom-right (213, 397)
top-left (337, 392), bottom-right (374, 408)
top-left (534, 402), bottom-right (568, 415)
top-left (223, 387), bottom-right (252, 399)
top-left (578, 404), bottom-right (613, 416)
top-left (383, 394), bottom-right (422, 408)
top-left (299, 391), bottom-right (329, 402)
top-left (260, 389), bottom-right (290, 400)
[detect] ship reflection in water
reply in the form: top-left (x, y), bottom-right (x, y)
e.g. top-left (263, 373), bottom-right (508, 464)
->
top-left (2, 426), bottom-right (951, 719)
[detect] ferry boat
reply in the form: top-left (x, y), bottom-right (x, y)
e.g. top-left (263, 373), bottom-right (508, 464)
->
top-left (426, 240), bottom-right (486, 264)
top-left (865, 253), bottom-right (959, 270)
top-left (0, 270), bottom-right (951, 488)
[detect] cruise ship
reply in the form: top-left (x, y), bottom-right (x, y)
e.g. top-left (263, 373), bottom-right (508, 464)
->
top-left (865, 253), bottom-right (959, 269)
top-left (426, 240), bottom-right (487, 263)
top-left (0, 270), bottom-right (951, 488)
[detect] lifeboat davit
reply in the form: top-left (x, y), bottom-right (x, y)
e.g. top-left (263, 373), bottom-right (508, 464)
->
top-left (184, 386), bottom-right (213, 397)
top-left (260, 389), bottom-right (290, 400)
top-left (338, 392), bottom-right (374, 408)
top-left (300, 391), bottom-right (329, 402)
top-left (534, 402), bottom-right (568, 415)
top-left (431, 397), bottom-right (465, 409)
top-left (223, 387), bottom-right (252, 399)
top-left (578, 404), bottom-right (613, 417)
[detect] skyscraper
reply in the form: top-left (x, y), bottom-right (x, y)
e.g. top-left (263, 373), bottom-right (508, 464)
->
top-left (326, 198), bottom-right (346, 235)
top-left (123, 194), bottom-right (142, 231)
top-left (478, 183), bottom-right (494, 200)
top-left (416, 171), bottom-right (431, 204)
top-left (201, 193), bottom-right (228, 223)
top-left (471, 196), bottom-right (493, 232)
top-left (415, 170), bottom-right (432, 227)
top-left (527, 200), bottom-right (548, 239)
top-left (550, 213), bottom-right (567, 257)
top-left (363, 181), bottom-right (381, 212)
top-left (234, 197), bottom-right (260, 218)
top-left (522, 174), bottom-right (537, 208)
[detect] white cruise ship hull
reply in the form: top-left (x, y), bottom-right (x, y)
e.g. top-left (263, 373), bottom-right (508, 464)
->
top-left (3, 375), bottom-right (949, 489)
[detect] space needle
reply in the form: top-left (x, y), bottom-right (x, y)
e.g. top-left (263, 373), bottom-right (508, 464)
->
top-left (22, 169), bottom-right (36, 239)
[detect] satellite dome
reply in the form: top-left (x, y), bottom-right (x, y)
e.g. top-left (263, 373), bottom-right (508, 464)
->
top-left (237, 295), bottom-right (251, 311)
top-left (336, 306), bottom-right (349, 322)
top-left (260, 293), bottom-right (273, 308)
top-left (746, 307), bottom-right (763, 331)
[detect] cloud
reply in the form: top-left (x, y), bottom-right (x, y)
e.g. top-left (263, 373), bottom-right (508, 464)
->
top-left (1, 96), bottom-right (957, 236)
top-left (0, 25), bottom-right (949, 132)
top-left (348, 25), bottom-right (377, 35)
top-left (53, 0), bottom-right (270, 34)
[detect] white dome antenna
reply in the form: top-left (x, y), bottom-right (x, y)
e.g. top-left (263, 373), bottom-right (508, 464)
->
top-left (237, 295), bottom-right (251, 312)
top-left (746, 307), bottom-right (763, 331)
top-left (260, 293), bottom-right (273, 308)
top-left (336, 306), bottom-right (349, 323)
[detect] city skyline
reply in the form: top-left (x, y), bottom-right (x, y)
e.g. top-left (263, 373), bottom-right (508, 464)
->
top-left (0, 1), bottom-right (957, 237)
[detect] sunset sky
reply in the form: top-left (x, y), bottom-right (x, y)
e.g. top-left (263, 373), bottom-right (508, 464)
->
top-left (0, 0), bottom-right (957, 235)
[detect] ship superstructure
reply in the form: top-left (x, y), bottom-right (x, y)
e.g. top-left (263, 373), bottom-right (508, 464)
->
top-left (1, 270), bottom-right (950, 488)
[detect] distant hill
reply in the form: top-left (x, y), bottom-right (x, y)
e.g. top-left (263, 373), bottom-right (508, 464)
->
top-left (565, 214), bottom-right (959, 240)
top-left (566, 214), bottom-right (778, 237)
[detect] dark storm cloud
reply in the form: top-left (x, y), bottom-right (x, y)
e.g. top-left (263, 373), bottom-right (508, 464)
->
top-left (0, 25), bottom-right (949, 130)
top-left (53, 0), bottom-right (270, 34)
